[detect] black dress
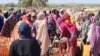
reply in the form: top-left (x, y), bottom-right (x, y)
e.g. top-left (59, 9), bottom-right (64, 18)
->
top-left (9, 39), bottom-right (41, 56)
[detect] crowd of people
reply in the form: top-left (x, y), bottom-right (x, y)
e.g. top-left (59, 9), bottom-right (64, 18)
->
top-left (0, 7), bottom-right (100, 56)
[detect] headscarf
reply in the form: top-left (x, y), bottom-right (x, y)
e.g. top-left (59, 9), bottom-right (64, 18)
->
top-left (88, 13), bottom-right (94, 18)
top-left (64, 12), bottom-right (70, 21)
top-left (37, 12), bottom-right (45, 20)
top-left (51, 8), bottom-right (60, 20)
top-left (88, 13), bottom-right (94, 21)
top-left (51, 8), bottom-right (57, 14)
top-left (64, 12), bottom-right (76, 32)
top-left (79, 12), bottom-right (88, 21)
top-left (18, 22), bottom-right (32, 39)
top-left (90, 16), bottom-right (98, 23)
top-left (59, 9), bottom-right (64, 17)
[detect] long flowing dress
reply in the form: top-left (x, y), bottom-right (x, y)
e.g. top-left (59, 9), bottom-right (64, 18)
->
top-left (66, 23), bottom-right (78, 54)
top-left (35, 13), bottom-right (51, 55)
top-left (64, 12), bottom-right (77, 54)
top-left (89, 16), bottom-right (100, 56)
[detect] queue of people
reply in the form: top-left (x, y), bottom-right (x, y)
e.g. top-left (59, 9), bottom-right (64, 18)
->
top-left (0, 7), bottom-right (100, 56)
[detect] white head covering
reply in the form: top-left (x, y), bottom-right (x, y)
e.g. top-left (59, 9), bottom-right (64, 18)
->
top-left (37, 12), bottom-right (45, 20)
top-left (59, 9), bottom-right (64, 17)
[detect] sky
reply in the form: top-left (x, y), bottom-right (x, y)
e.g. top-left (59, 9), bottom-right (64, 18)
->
top-left (48, 0), bottom-right (100, 4)
top-left (0, 0), bottom-right (100, 4)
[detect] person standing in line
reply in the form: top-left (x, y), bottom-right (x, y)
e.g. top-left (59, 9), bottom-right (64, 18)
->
top-left (0, 9), bottom-right (19, 37)
top-left (11, 11), bottom-right (37, 40)
top-left (9, 22), bottom-right (41, 56)
top-left (89, 16), bottom-right (100, 56)
top-left (59, 37), bottom-right (74, 56)
top-left (34, 12), bottom-right (51, 56)
top-left (63, 12), bottom-right (77, 55)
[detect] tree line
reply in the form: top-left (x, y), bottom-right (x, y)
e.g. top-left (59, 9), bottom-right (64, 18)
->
top-left (0, 0), bottom-right (48, 9)
top-left (18, 0), bottom-right (48, 8)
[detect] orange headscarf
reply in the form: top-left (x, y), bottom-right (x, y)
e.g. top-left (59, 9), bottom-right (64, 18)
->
top-left (64, 12), bottom-right (70, 20)
top-left (64, 12), bottom-right (71, 24)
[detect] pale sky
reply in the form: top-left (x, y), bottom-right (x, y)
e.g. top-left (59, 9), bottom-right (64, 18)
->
top-left (0, 0), bottom-right (100, 4)
top-left (48, 0), bottom-right (100, 4)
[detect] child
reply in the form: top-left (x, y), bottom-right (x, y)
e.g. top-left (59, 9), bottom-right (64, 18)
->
top-left (59, 37), bottom-right (75, 56)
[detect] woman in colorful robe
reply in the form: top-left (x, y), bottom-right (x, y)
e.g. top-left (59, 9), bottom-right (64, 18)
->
top-left (89, 16), bottom-right (100, 56)
top-left (34, 12), bottom-right (51, 56)
top-left (59, 12), bottom-right (71, 38)
top-left (64, 12), bottom-right (78, 55)
top-left (87, 13), bottom-right (94, 43)
top-left (80, 14), bottom-right (90, 44)
top-left (0, 9), bottom-right (19, 37)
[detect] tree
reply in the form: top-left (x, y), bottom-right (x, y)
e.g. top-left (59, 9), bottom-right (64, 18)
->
top-left (18, 0), bottom-right (32, 7)
top-left (32, 0), bottom-right (48, 7)
top-left (5, 3), bottom-right (15, 7)
top-left (18, 0), bottom-right (48, 8)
